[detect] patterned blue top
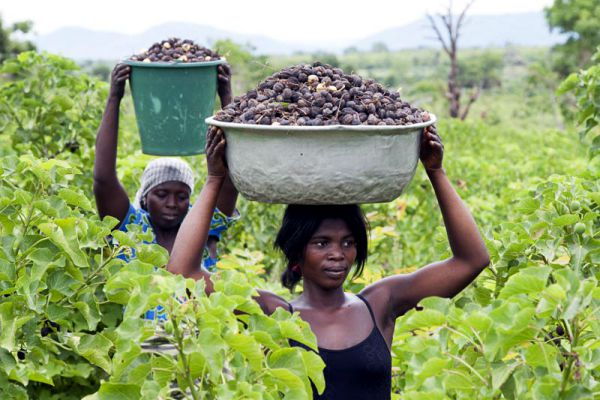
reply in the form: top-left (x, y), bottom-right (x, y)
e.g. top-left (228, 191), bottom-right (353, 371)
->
top-left (118, 203), bottom-right (238, 320)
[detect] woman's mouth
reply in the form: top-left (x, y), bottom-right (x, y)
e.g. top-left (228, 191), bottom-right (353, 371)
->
top-left (323, 267), bottom-right (347, 279)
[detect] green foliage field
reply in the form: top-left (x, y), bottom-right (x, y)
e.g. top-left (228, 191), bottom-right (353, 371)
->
top-left (0, 45), bottom-right (598, 399)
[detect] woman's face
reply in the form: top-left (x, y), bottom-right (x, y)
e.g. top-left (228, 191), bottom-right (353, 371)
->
top-left (145, 181), bottom-right (190, 230)
top-left (301, 218), bottom-right (357, 290)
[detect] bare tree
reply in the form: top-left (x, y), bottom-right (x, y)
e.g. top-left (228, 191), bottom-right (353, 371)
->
top-left (427, 1), bottom-right (479, 120)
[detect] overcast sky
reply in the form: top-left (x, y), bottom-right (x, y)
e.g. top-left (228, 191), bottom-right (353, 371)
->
top-left (2, 0), bottom-right (554, 42)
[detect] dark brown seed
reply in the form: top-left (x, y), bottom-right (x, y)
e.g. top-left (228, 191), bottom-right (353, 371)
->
top-left (215, 62), bottom-right (426, 127)
top-left (341, 114), bottom-right (354, 125)
top-left (282, 88), bottom-right (293, 101)
top-left (367, 114), bottom-right (379, 125)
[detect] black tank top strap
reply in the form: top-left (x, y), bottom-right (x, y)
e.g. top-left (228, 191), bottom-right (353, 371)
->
top-left (355, 294), bottom-right (377, 326)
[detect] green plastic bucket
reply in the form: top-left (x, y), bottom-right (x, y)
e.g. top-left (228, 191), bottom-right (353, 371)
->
top-left (124, 59), bottom-right (225, 156)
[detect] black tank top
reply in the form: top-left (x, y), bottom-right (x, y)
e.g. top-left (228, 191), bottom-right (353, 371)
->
top-left (289, 295), bottom-right (392, 400)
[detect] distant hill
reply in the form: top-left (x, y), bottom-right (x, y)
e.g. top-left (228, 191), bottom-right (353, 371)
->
top-left (34, 23), bottom-right (294, 60)
top-left (34, 12), bottom-right (564, 60)
top-left (356, 12), bottom-right (564, 50)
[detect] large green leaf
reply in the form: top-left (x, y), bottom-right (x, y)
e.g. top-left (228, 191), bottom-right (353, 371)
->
top-left (97, 383), bottom-right (141, 400)
top-left (499, 267), bottom-right (551, 299)
top-left (72, 333), bottom-right (113, 373)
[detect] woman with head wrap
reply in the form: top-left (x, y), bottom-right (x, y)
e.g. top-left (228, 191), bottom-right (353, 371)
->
top-left (93, 64), bottom-right (239, 281)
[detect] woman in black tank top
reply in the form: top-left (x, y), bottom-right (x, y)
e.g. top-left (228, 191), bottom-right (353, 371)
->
top-left (288, 295), bottom-right (391, 399)
top-left (168, 126), bottom-right (490, 399)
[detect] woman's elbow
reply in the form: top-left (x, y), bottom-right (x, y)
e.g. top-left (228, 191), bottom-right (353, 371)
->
top-left (461, 249), bottom-right (490, 272)
top-left (474, 250), bottom-right (490, 271)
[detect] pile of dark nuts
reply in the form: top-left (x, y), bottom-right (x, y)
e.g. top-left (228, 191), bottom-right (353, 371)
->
top-left (129, 38), bottom-right (221, 63)
top-left (215, 62), bottom-right (429, 126)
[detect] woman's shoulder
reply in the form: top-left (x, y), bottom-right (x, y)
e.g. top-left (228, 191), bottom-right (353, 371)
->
top-left (255, 290), bottom-right (291, 315)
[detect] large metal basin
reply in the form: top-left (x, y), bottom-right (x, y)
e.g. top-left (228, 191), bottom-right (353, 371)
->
top-left (205, 115), bottom-right (436, 204)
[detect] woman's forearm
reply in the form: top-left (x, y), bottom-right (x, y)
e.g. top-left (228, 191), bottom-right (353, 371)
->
top-left (215, 174), bottom-right (239, 217)
top-left (93, 98), bottom-right (120, 184)
top-left (427, 168), bottom-right (490, 268)
top-left (93, 97), bottom-right (131, 221)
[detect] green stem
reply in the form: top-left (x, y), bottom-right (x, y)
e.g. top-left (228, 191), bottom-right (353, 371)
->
top-left (14, 184), bottom-right (42, 263)
top-left (445, 325), bottom-right (482, 353)
top-left (445, 352), bottom-right (489, 386)
top-left (172, 317), bottom-right (199, 400)
top-left (57, 246), bottom-right (120, 306)
top-left (559, 318), bottom-right (579, 398)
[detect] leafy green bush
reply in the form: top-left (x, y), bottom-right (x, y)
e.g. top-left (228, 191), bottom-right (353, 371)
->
top-left (0, 155), bottom-right (324, 399)
top-left (390, 174), bottom-right (600, 398)
top-left (0, 52), bottom-right (106, 161)
top-left (558, 48), bottom-right (600, 158)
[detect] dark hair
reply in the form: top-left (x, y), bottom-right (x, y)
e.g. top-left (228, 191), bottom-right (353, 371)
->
top-left (274, 204), bottom-right (369, 290)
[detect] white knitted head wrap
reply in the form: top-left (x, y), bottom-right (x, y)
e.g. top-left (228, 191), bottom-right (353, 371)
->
top-left (133, 158), bottom-right (195, 209)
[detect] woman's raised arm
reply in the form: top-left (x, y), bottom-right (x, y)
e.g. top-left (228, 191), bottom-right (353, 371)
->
top-left (362, 126), bottom-right (490, 319)
top-left (167, 127), bottom-right (226, 292)
top-left (214, 64), bottom-right (239, 217)
top-left (93, 64), bottom-right (131, 223)
top-left (167, 127), bottom-right (289, 313)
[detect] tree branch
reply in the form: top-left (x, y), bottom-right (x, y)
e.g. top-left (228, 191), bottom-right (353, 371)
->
top-left (426, 14), bottom-right (451, 55)
top-left (459, 86), bottom-right (481, 120)
top-left (455, 0), bottom-right (474, 43)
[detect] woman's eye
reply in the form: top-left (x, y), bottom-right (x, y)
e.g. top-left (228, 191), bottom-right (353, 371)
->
top-left (343, 240), bottom-right (355, 248)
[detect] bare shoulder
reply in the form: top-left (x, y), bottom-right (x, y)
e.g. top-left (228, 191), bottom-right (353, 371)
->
top-left (255, 289), bottom-right (290, 315)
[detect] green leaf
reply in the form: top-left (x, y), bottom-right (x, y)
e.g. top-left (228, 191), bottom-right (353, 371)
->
top-left (301, 350), bottom-right (325, 394)
top-left (58, 188), bottom-right (93, 211)
top-left (151, 355), bottom-right (176, 387)
top-left (136, 244), bottom-right (168, 267)
top-left (98, 383), bottom-right (141, 400)
top-left (197, 328), bottom-right (226, 380)
top-left (250, 331), bottom-right (280, 351)
top-left (72, 333), bottom-right (113, 373)
top-left (0, 303), bottom-right (17, 352)
top-left (399, 308), bottom-right (446, 332)
top-left (127, 362), bottom-right (152, 385)
top-left (515, 197), bottom-right (540, 214)
top-left (187, 352), bottom-right (206, 380)
top-left (499, 267), bottom-right (551, 299)
top-left (225, 333), bottom-right (263, 371)
top-left (552, 214), bottom-right (579, 227)
top-left (491, 362), bottom-right (518, 391)
top-left (556, 73), bottom-right (579, 95)
top-left (39, 220), bottom-right (88, 268)
top-left (418, 357), bottom-right (449, 380)
top-left (524, 342), bottom-right (559, 372)
top-left (74, 297), bottom-right (101, 331)
top-left (443, 371), bottom-right (474, 390)
top-left (110, 231), bottom-right (138, 249)
top-left (268, 367), bottom-right (306, 392)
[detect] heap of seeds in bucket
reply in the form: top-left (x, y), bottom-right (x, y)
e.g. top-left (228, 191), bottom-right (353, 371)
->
top-left (129, 38), bottom-right (221, 63)
top-left (215, 62), bottom-right (430, 126)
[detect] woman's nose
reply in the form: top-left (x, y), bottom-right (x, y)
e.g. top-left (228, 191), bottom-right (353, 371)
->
top-left (328, 243), bottom-right (344, 259)
top-left (165, 194), bottom-right (177, 207)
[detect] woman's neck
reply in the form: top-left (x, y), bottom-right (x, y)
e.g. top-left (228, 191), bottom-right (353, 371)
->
top-left (154, 226), bottom-right (179, 254)
top-left (296, 284), bottom-right (348, 310)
